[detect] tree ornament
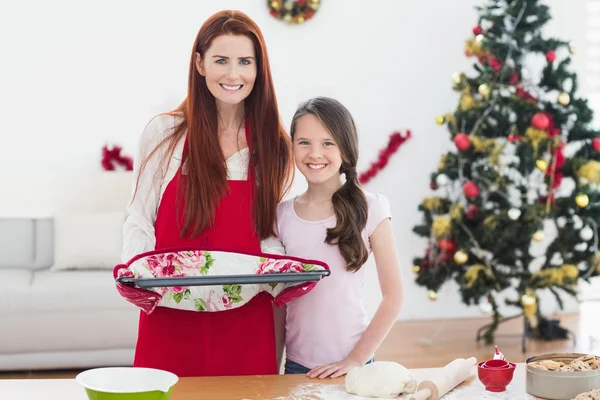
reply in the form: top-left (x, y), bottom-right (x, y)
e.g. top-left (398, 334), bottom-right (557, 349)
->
top-left (433, 217), bottom-right (452, 238)
top-left (453, 250), bottom-right (469, 264)
top-left (475, 34), bottom-right (485, 48)
top-left (478, 83), bottom-right (491, 98)
top-left (569, 42), bottom-right (578, 55)
top-left (454, 133), bottom-right (471, 151)
top-left (580, 226), bottom-right (594, 241)
top-left (545, 50), bottom-right (556, 62)
top-left (531, 113), bottom-right (550, 130)
top-left (435, 174), bottom-right (450, 186)
top-left (412, 265), bottom-right (421, 275)
top-left (521, 293), bottom-right (536, 307)
top-left (536, 159), bottom-right (549, 172)
top-left (473, 25), bottom-right (483, 35)
top-left (532, 230), bottom-right (545, 242)
top-left (575, 193), bottom-right (590, 208)
top-left (428, 290), bottom-right (438, 301)
top-left (479, 302), bottom-right (493, 315)
top-left (438, 239), bottom-right (456, 253)
top-left (592, 138), bottom-right (600, 151)
top-left (508, 208), bottom-right (521, 220)
top-left (452, 72), bottom-right (462, 86)
top-left (558, 92), bottom-right (570, 106)
top-left (466, 204), bottom-right (479, 219)
top-left (436, 115), bottom-right (445, 125)
top-left (463, 181), bottom-right (480, 199)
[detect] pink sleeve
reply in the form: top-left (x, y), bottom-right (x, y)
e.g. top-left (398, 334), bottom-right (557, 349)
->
top-left (366, 193), bottom-right (392, 237)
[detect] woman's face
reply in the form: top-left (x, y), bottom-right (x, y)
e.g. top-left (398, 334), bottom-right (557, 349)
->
top-left (196, 35), bottom-right (257, 107)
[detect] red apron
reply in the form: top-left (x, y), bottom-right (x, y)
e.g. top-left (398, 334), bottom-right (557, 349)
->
top-left (133, 120), bottom-right (277, 377)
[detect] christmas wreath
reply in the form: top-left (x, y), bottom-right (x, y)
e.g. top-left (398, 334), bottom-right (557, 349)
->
top-left (268, 0), bottom-right (321, 25)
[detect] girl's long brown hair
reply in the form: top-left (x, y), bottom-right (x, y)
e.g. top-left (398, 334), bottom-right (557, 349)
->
top-left (135, 10), bottom-right (292, 240)
top-left (290, 97), bottom-right (368, 272)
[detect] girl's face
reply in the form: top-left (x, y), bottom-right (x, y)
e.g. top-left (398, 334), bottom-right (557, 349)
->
top-left (293, 114), bottom-right (343, 186)
top-left (196, 35), bottom-right (257, 107)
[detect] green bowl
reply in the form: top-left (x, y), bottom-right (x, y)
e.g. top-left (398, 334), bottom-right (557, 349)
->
top-left (76, 367), bottom-right (179, 400)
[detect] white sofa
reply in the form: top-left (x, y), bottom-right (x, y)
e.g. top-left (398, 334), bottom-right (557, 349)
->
top-left (0, 172), bottom-right (139, 371)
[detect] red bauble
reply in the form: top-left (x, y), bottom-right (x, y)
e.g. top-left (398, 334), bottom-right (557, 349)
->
top-left (463, 180), bottom-right (480, 199)
top-left (592, 138), bottom-right (600, 151)
top-left (531, 113), bottom-right (551, 130)
top-left (466, 204), bottom-right (479, 219)
top-left (473, 26), bottom-right (483, 35)
top-left (454, 133), bottom-right (471, 151)
top-left (430, 182), bottom-right (438, 190)
top-left (509, 72), bottom-right (520, 85)
top-left (508, 134), bottom-right (517, 143)
top-left (488, 57), bottom-right (502, 71)
top-left (438, 239), bottom-right (456, 253)
top-left (546, 50), bottom-right (556, 62)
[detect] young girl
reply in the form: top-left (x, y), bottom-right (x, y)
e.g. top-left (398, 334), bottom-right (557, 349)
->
top-left (277, 97), bottom-right (404, 379)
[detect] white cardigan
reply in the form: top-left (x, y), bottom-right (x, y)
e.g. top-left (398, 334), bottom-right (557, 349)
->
top-left (121, 114), bottom-right (283, 263)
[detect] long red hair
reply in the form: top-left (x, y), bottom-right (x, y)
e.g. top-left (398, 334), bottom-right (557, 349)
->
top-left (136, 10), bottom-right (292, 240)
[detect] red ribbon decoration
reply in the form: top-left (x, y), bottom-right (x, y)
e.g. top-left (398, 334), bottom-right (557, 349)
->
top-left (359, 130), bottom-right (412, 185)
top-left (101, 145), bottom-right (134, 171)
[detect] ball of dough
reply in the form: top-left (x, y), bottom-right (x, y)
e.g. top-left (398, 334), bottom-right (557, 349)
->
top-left (345, 361), bottom-right (417, 398)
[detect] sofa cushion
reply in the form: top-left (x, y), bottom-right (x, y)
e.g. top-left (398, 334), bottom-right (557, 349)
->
top-left (0, 269), bottom-right (132, 315)
top-left (0, 219), bottom-right (53, 271)
top-left (50, 212), bottom-right (125, 271)
top-left (0, 269), bottom-right (33, 313)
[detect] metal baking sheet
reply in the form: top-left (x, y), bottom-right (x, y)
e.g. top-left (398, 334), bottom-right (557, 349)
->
top-left (116, 270), bottom-right (331, 288)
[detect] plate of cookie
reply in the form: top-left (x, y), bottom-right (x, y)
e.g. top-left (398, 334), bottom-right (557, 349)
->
top-left (526, 353), bottom-right (600, 400)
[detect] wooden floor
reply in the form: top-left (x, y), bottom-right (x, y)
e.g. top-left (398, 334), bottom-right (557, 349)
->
top-left (2, 302), bottom-right (598, 380)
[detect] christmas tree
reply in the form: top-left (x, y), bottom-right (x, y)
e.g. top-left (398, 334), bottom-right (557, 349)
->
top-left (412, 0), bottom-right (600, 345)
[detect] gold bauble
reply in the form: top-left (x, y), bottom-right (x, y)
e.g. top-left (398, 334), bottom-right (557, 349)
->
top-left (558, 92), bottom-right (571, 106)
top-left (428, 290), bottom-right (438, 301)
top-left (412, 265), bottom-right (421, 275)
top-left (270, 1), bottom-right (282, 10)
top-left (532, 230), bottom-right (545, 242)
top-left (283, 14), bottom-right (293, 22)
top-left (460, 94), bottom-right (475, 111)
top-left (436, 115), bottom-right (445, 125)
top-left (478, 83), bottom-right (491, 98)
top-left (453, 250), bottom-right (469, 265)
top-left (296, 16), bottom-right (305, 24)
top-left (576, 193), bottom-right (590, 208)
top-left (284, 1), bottom-right (294, 10)
top-left (536, 159), bottom-right (549, 172)
top-left (521, 294), bottom-right (536, 307)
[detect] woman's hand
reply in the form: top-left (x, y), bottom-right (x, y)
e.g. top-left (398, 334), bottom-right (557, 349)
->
top-left (307, 357), bottom-right (362, 379)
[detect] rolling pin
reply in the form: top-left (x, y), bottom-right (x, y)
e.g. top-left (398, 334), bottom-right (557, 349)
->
top-left (409, 357), bottom-right (477, 400)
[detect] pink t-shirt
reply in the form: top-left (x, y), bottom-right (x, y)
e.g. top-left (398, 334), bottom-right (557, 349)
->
top-left (276, 191), bottom-right (391, 369)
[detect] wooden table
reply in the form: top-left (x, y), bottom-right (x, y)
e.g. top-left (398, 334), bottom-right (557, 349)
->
top-left (0, 364), bottom-right (539, 399)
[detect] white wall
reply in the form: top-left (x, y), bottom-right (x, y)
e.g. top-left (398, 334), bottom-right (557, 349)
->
top-left (0, 0), bottom-right (594, 320)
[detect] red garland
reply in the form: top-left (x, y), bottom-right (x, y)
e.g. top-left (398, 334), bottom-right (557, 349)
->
top-left (359, 130), bottom-right (412, 185)
top-left (101, 144), bottom-right (133, 171)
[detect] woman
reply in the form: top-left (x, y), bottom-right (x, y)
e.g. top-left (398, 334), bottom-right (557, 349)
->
top-left (120, 10), bottom-right (293, 377)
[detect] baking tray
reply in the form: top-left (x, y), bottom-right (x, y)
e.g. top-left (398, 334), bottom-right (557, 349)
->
top-left (526, 353), bottom-right (600, 400)
top-left (116, 270), bottom-right (331, 288)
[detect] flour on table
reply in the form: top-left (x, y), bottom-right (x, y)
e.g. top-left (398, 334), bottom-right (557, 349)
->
top-left (271, 383), bottom-right (415, 400)
top-left (271, 381), bottom-right (537, 400)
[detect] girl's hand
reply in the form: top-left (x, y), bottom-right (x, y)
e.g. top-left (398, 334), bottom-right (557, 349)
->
top-left (307, 357), bottom-right (362, 379)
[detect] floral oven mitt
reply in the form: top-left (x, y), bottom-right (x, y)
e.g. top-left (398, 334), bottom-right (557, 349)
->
top-left (114, 248), bottom-right (329, 314)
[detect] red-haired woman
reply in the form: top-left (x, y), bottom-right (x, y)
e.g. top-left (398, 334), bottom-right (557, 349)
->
top-left (120, 10), bottom-right (293, 377)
